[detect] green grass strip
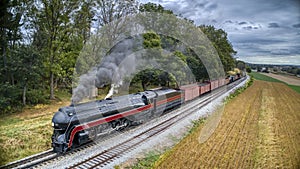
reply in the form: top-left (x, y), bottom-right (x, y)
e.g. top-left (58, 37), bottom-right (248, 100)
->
top-left (249, 72), bottom-right (300, 94)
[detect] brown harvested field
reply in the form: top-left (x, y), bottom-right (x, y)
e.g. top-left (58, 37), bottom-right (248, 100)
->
top-left (154, 80), bottom-right (300, 169)
top-left (261, 72), bottom-right (300, 86)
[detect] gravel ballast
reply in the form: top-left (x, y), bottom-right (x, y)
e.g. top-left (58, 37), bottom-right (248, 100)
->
top-left (43, 77), bottom-right (249, 169)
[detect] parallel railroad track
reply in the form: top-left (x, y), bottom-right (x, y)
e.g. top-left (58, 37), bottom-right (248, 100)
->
top-left (68, 77), bottom-right (247, 169)
top-left (0, 149), bottom-right (57, 169)
top-left (0, 77), bottom-right (247, 169)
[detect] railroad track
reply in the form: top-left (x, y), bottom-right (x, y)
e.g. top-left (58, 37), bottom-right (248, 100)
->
top-left (0, 77), bottom-right (247, 169)
top-left (0, 149), bottom-right (57, 169)
top-left (68, 77), bottom-right (247, 169)
top-left (0, 127), bottom-right (137, 169)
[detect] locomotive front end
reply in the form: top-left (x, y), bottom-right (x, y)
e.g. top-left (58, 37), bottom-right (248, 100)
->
top-left (52, 107), bottom-right (75, 153)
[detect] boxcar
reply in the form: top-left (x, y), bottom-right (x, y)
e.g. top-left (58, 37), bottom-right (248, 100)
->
top-left (198, 83), bottom-right (210, 95)
top-left (218, 78), bottom-right (226, 87)
top-left (180, 84), bottom-right (200, 102)
top-left (210, 80), bottom-right (219, 91)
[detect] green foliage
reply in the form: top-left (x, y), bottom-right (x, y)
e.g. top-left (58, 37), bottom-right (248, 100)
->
top-left (246, 66), bottom-right (252, 73)
top-left (0, 0), bottom-right (240, 115)
top-left (189, 118), bottom-right (206, 134)
top-left (236, 60), bottom-right (246, 70)
top-left (174, 51), bottom-right (187, 63)
top-left (186, 55), bottom-right (208, 81)
top-left (225, 76), bottom-right (254, 104)
top-left (0, 83), bottom-right (22, 114)
top-left (199, 25), bottom-right (236, 72)
top-left (250, 72), bottom-right (282, 83)
top-left (143, 32), bottom-right (162, 49)
top-left (139, 2), bottom-right (173, 14)
top-left (250, 72), bottom-right (300, 94)
top-left (131, 68), bottom-right (176, 90)
top-left (130, 151), bottom-right (161, 169)
top-left (26, 90), bottom-right (49, 105)
top-left (288, 85), bottom-right (300, 94)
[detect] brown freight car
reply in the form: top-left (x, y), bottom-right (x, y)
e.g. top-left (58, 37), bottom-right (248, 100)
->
top-left (198, 83), bottom-right (210, 95)
top-left (179, 84), bottom-right (200, 102)
top-left (210, 80), bottom-right (219, 91)
top-left (218, 78), bottom-right (226, 87)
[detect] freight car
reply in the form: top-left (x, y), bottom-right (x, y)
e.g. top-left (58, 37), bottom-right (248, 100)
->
top-left (52, 74), bottom-right (244, 153)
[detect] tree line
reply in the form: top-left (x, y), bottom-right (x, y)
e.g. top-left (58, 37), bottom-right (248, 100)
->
top-left (0, 0), bottom-right (237, 114)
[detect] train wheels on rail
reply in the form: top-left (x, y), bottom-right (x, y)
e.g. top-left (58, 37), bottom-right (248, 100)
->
top-left (111, 118), bottom-right (131, 131)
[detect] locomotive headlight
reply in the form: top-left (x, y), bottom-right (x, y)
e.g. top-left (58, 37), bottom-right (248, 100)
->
top-left (52, 122), bottom-right (54, 127)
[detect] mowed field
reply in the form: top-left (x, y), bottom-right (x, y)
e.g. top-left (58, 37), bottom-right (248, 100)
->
top-left (0, 95), bottom-right (70, 165)
top-left (154, 80), bottom-right (300, 168)
top-left (262, 72), bottom-right (300, 86)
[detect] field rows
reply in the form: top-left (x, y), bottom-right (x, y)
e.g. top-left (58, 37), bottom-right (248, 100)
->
top-left (155, 80), bottom-right (300, 169)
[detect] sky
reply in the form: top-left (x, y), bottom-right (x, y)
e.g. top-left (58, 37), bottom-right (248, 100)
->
top-left (139, 0), bottom-right (300, 65)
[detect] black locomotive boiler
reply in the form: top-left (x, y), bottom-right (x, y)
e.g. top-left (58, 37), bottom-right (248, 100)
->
top-left (51, 88), bottom-right (183, 153)
top-left (51, 74), bottom-right (244, 153)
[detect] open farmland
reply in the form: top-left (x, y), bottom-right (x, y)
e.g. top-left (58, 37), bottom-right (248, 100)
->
top-left (261, 72), bottom-right (300, 86)
top-left (154, 80), bottom-right (300, 169)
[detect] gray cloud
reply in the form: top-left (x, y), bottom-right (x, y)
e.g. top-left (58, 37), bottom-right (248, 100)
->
top-left (224, 20), bottom-right (233, 24)
top-left (270, 49), bottom-right (291, 55)
top-left (206, 3), bottom-right (218, 12)
top-left (243, 26), bottom-right (252, 30)
top-left (268, 23), bottom-right (280, 28)
top-left (293, 23), bottom-right (300, 28)
top-left (139, 0), bottom-right (300, 65)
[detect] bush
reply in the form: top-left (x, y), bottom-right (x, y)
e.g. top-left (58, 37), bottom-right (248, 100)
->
top-left (0, 84), bottom-right (49, 114)
top-left (246, 67), bottom-right (251, 73)
top-left (0, 83), bottom-right (23, 114)
top-left (26, 89), bottom-right (49, 105)
top-left (224, 76), bottom-right (253, 104)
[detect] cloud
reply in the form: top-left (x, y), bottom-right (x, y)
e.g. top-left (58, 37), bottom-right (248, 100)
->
top-left (270, 49), bottom-right (291, 55)
top-left (293, 23), bottom-right (300, 28)
top-left (238, 21), bottom-right (247, 25)
top-left (242, 55), bottom-right (300, 65)
top-left (206, 3), bottom-right (218, 12)
top-left (224, 20), bottom-right (233, 24)
top-left (139, 0), bottom-right (300, 65)
top-left (268, 23), bottom-right (280, 28)
top-left (243, 26), bottom-right (253, 30)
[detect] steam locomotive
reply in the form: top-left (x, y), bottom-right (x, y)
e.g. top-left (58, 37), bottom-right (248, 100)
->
top-left (52, 75), bottom-right (243, 153)
top-left (52, 88), bottom-right (183, 152)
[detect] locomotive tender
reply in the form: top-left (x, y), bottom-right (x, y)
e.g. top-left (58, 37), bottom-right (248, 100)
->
top-left (52, 88), bottom-right (183, 152)
top-left (52, 75), bottom-right (243, 153)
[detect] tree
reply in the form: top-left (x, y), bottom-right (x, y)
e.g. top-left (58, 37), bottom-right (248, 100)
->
top-left (32, 0), bottom-right (80, 99)
top-left (143, 31), bottom-right (161, 49)
top-left (139, 2), bottom-right (173, 14)
top-left (94, 0), bottom-right (138, 46)
top-left (199, 25), bottom-right (236, 72)
top-left (11, 45), bottom-right (44, 105)
top-left (74, 0), bottom-right (95, 44)
top-left (0, 0), bottom-right (23, 85)
top-left (246, 66), bottom-right (251, 73)
top-left (236, 60), bottom-right (246, 71)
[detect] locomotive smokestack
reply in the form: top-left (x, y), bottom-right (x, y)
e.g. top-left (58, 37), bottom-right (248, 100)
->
top-left (72, 37), bottom-right (139, 103)
top-left (105, 84), bottom-right (115, 99)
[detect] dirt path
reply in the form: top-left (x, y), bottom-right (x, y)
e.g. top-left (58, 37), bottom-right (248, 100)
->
top-left (261, 73), bottom-right (300, 86)
top-left (155, 80), bottom-right (300, 169)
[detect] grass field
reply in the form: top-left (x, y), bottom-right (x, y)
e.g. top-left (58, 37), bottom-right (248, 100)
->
top-left (250, 72), bottom-right (283, 83)
top-left (153, 80), bottom-right (300, 168)
top-left (250, 72), bottom-right (300, 93)
top-left (0, 91), bottom-right (71, 166)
